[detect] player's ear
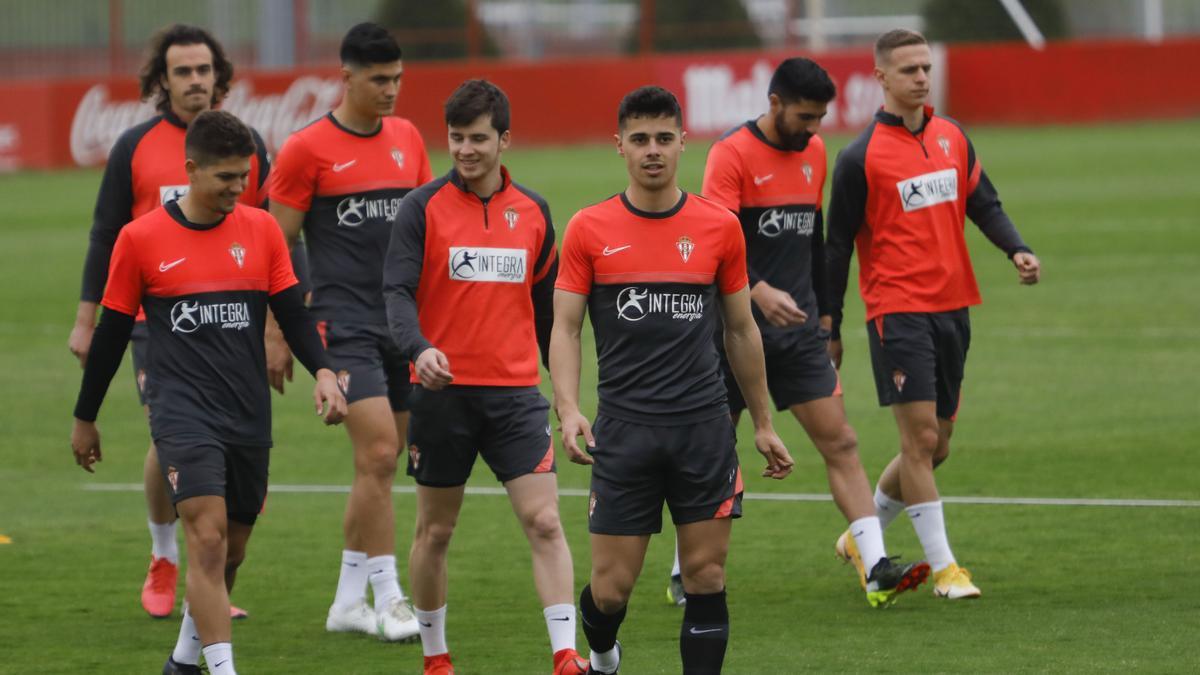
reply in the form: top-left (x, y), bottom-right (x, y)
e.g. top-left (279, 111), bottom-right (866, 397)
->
top-left (498, 130), bottom-right (511, 152)
top-left (340, 64), bottom-right (354, 85)
top-left (680, 130), bottom-right (687, 151)
top-left (614, 133), bottom-right (623, 156)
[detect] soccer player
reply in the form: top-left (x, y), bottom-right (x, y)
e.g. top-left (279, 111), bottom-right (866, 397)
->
top-left (827, 29), bottom-right (1042, 600)
top-left (67, 23), bottom-right (275, 620)
top-left (267, 22), bottom-right (432, 641)
top-left (551, 86), bottom-right (793, 675)
top-left (70, 110), bottom-right (347, 675)
top-left (383, 79), bottom-right (586, 675)
top-left (661, 57), bottom-right (929, 608)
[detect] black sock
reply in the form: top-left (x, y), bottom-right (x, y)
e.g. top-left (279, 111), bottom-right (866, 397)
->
top-left (680, 588), bottom-right (729, 675)
top-left (579, 584), bottom-right (626, 654)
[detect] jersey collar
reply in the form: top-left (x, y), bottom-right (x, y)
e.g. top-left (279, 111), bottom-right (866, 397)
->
top-left (163, 108), bottom-right (188, 130)
top-left (326, 112), bottom-right (383, 138)
top-left (619, 190), bottom-right (687, 220)
top-left (745, 117), bottom-right (809, 153)
top-left (447, 165), bottom-right (512, 199)
top-left (875, 104), bottom-right (936, 133)
top-left (166, 200), bottom-right (226, 231)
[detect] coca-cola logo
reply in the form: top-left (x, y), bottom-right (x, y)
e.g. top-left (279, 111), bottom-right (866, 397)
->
top-left (69, 76), bottom-right (343, 167)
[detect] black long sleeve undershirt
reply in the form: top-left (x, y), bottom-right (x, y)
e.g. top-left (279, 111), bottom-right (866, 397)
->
top-left (73, 307), bottom-right (135, 421)
top-left (268, 285), bottom-right (332, 376)
top-left (532, 258), bottom-right (557, 368)
top-left (966, 170), bottom-right (1031, 258)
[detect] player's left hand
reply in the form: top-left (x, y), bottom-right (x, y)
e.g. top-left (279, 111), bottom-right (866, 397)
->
top-left (71, 419), bottom-right (102, 473)
top-left (754, 428), bottom-right (793, 479)
top-left (313, 369), bottom-right (348, 425)
top-left (1013, 251), bottom-right (1041, 285)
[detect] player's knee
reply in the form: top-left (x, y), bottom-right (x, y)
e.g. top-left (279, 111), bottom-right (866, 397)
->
top-left (356, 440), bottom-right (399, 480)
top-left (522, 507), bottom-right (564, 543)
top-left (189, 528), bottom-right (227, 571)
top-left (224, 548), bottom-right (246, 574)
top-left (590, 577), bottom-right (634, 612)
top-left (903, 426), bottom-right (940, 456)
top-left (818, 425), bottom-right (859, 465)
top-left (932, 444), bottom-right (950, 467)
top-left (414, 518), bottom-right (456, 553)
top-left (680, 560), bottom-right (725, 594)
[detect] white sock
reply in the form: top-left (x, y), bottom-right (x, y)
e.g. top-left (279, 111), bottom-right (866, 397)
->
top-left (590, 645), bottom-right (620, 673)
top-left (171, 605), bottom-right (201, 665)
top-left (671, 539), bottom-right (681, 577)
top-left (333, 550), bottom-right (369, 610)
top-left (543, 603), bottom-right (576, 653)
top-left (149, 518), bottom-right (178, 564)
top-left (874, 485), bottom-right (906, 530)
top-left (416, 605), bottom-right (448, 657)
top-left (849, 516), bottom-right (887, 573)
top-left (202, 642), bottom-right (236, 675)
top-left (907, 501), bottom-right (956, 572)
top-left (367, 554), bottom-right (404, 611)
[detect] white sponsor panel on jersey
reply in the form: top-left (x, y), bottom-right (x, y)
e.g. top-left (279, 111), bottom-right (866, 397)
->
top-left (616, 287), bottom-right (704, 322)
top-left (448, 247), bottom-right (527, 283)
top-left (896, 168), bottom-right (958, 213)
top-left (170, 300), bottom-right (252, 333)
top-left (159, 185), bottom-right (189, 204)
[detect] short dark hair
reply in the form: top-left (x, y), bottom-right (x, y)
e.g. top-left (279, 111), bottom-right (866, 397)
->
top-left (340, 22), bottom-right (402, 67)
top-left (769, 57), bottom-right (836, 104)
top-left (444, 79), bottom-right (511, 135)
top-left (139, 24), bottom-right (233, 114)
top-left (617, 86), bottom-right (682, 130)
top-left (185, 110), bottom-right (256, 166)
top-left (875, 29), bottom-right (928, 63)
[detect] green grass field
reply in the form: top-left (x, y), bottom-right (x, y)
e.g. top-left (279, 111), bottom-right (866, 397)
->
top-left (1, 119), bottom-right (1198, 674)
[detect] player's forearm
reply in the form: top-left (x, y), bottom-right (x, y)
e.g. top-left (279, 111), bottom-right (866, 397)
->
top-left (79, 238), bottom-right (116, 303)
top-left (723, 323), bottom-right (773, 430)
top-left (74, 301), bottom-right (99, 327)
top-left (74, 307), bottom-right (134, 421)
top-left (548, 326), bottom-right (583, 418)
top-left (268, 285), bottom-right (332, 376)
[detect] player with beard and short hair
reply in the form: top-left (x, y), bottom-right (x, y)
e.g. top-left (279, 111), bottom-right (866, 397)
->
top-left (384, 79), bottom-right (585, 675)
top-left (662, 57), bottom-right (930, 608)
top-left (71, 109), bottom-right (346, 675)
top-left (827, 29), bottom-right (1041, 600)
top-left (267, 22), bottom-right (433, 642)
top-left (551, 86), bottom-right (793, 675)
top-left (67, 22), bottom-right (288, 622)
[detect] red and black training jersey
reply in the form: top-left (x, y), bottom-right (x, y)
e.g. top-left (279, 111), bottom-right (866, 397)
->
top-left (269, 113), bottom-right (433, 324)
top-left (826, 106), bottom-right (1031, 337)
top-left (556, 192), bottom-right (748, 424)
top-left (384, 168), bottom-right (558, 387)
top-left (102, 202), bottom-right (298, 446)
top-left (81, 109), bottom-right (270, 306)
top-left (703, 120), bottom-right (829, 341)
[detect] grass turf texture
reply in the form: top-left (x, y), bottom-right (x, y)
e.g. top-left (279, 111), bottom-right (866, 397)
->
top-left (1, 119), bottom-right (1198, 673)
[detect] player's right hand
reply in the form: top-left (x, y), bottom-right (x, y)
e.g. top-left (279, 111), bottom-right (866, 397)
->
top-left (750, 282), bottom-right (807, 327)
top-left (754, 428), bottom-right (793, 480)
top-left (415, 348), bottom-right (454, 390)
top-left (265, 330), bottom-right (294, 394)
top-left (558, 410), bottom-right (595, 465)
top-left (828, 339), bottom-right (843, 369)
top-left (312, 369), bottom-right (348, 425)
top-left (68, 322), bottom-right (94, 368)
top-left (71, 419), bottom-right (102, 473)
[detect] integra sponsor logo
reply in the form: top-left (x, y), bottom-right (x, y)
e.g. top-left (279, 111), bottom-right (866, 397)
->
top-left (896, 168), bottom-right (957, 212)
top-left (336, 196), bottom-right (403, 227)
top-left (616, 287), bottom-right (704, 322)
top-left (757, 208), bottom-right (815, 238)
top-left (170, 300), bottom-right (252, 333)
top-left (449, 247), bottom-right (526, 283)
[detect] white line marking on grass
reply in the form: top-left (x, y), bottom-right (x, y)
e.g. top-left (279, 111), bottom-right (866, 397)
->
top-left (82, 483), bottom-right (1200, 507)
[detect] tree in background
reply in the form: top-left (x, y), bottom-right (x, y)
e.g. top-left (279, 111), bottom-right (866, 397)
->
top-left (376, 0), bottom-right (498, 60)
top-left (629, 0), bottom-right (762, 53)
top-left (923, 0), bottom-right (1068, 43)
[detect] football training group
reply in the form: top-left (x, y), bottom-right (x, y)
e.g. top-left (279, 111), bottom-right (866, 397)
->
top-left (67, 20), bottom-right (1042, 675)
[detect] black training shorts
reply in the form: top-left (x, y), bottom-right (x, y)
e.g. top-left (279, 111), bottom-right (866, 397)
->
top-left (587, 413), bottom-right (743, 536)
top-left (866, 309), bottom-right (971, 421)
top-left (155, 434), bottom-right (270, 525)
top-left (318, 321), bottom-right (411, 411)
top-left (406, 385), bottom-right (555, 487)
top-left (723, 328), bottom-right (840, 413)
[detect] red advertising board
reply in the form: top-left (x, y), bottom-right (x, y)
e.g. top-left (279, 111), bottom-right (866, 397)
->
top-left (0, 48), bottom-right (879, 171)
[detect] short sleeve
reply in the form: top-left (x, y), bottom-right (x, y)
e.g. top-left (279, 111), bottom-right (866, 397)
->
top-left (554, 213), bottom-right (594, 295)
top-left (701, 140), bottom-right (743, 214)
top-left (264, 214), bottom-right (300, 295)
top-left (267, 134), bottom-right (318, 212)
top-left (717, 213), bottom-right (749, 295)
top-left (100, 229), bottom-right (144, 315)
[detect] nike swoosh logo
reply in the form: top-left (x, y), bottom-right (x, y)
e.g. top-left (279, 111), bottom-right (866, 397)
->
top-left (419, 621), bottom-right (432, 627)
top-left (332, 159), bottom-right (357, 172)
top-left (550, 617), bottom-right (571, 622)
top-left (602, 245), bottom-right (631, 256)
top-left (853, 530), bottom-right (864, 537)
top-left (689, 627), bottom-right (725, 635)
top-left (158, 258), bottom-right (186, 272)
top-left (214, 661), bottom-right (229, 668)
top-left (343, 562), bottom-right (358, 567)
top-left (753, 174), bottom-right (773, 186)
